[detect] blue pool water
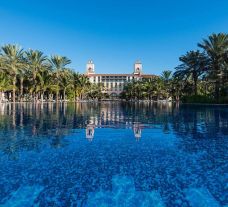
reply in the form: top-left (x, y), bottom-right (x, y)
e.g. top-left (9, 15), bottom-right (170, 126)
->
top-left (0, 102), bottom-right (227, 207)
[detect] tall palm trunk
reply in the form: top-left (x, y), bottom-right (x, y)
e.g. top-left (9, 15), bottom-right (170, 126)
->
top-left (56, 91), bottom-right (59, 102)
top-left (12, 75), bottom-right (16, 103)
top-left (193, 77), bottom-right (198, 96)
top-left (63, 89), bottom-right (66, 102)
top-left (74, 91), bottom-right (76, 102)
top-left (215, 65), bottom-right (220, 102)
top-left (33, 92), bottom-right (36, 102)
top-left (20, 77), bottom-right (24, 102)
top-left (177, 95), bottom-right (180, 101)
top-left (215, 81), bottom-right (220, 101)
top-left (41, 92), bottom-right (44, 103)
top-left (0, 91), bottom-right (3, 102)
top-left (33, 75), bottom-right (36, 103)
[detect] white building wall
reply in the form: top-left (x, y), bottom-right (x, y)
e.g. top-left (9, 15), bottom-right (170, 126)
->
top-left (85, 61), bottom-right (147, 95)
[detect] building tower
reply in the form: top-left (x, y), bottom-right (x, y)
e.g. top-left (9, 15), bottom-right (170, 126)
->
top-left (86, 60), bottom-right (95, 75)
top-left (133, 60), bottom-right (143, 75)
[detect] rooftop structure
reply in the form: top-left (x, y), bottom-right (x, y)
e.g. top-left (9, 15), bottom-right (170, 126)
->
top-left (85, 60), bottom-right (156, 96)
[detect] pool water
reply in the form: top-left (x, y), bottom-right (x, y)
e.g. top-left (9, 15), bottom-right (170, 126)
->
top-left (0, 102), bottom-right (227, 207)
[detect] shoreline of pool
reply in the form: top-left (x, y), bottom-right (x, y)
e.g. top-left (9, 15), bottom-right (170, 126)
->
top-left (1, 100), bottom-right (228, 106)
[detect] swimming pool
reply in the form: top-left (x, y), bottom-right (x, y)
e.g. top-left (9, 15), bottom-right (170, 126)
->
top-left (0, 102), bottom-right (227, 206)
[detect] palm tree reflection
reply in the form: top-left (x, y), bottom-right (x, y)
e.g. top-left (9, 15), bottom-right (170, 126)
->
top-left (85, 122), bottom-right (142, 142)
top-left (0, 102), bottom-right (227, 158)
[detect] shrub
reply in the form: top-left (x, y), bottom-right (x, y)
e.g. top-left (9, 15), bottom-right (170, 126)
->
top-left (181, 95), bottom-right (215, 104)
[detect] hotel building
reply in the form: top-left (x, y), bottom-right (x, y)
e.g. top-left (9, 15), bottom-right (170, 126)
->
top-left (85, 60), bottom-right (155, 96)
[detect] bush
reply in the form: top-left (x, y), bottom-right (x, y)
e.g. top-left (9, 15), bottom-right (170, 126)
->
top-left (181, 95), bottom-right (228, 104)
top-left (181, 95), bottom-right (215, 104)
top-left (218, 96), bottom-right (228, 104)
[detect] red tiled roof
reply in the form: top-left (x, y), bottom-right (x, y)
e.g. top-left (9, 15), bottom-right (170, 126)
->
top-left (86, 74), bottom-right (132, 76)
top-left (86, 74), bottom-right (157, 77)
top-left (141, 75), bottom-right (158, 77)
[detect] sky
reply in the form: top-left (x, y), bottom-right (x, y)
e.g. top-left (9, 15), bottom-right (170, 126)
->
top-left (0, 0), bottom-right (228, 75)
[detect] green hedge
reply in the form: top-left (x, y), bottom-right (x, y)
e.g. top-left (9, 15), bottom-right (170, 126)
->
top-left (181, 95), bottom-right (228, 104)
top-left (181, 95), bottom-right (216, 103)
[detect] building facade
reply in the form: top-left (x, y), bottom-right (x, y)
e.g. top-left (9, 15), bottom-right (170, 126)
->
top-left (85, 60), bottom-right (155, 96)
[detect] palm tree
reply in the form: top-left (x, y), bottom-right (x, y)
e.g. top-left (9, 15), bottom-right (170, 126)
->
top-left (134, 81), bottom-right (147, 100)
top-left (25, 50), bottom-right (48, 101)
top-left (161, 70), bottom-right (172, 100)
top-left (86, 83), bottom-right (103, 100)
top-left (143, 79), bottom-right (155, 100)
top-left (170, 77), bottom-right (181, 101)
top-left (35, 69), bottom-right (53, 102)
top-left (58, 69), bottom-right (73, 101)
top-left (49, 55), bottom-right (71, 101)
top-left (198, 33), bottom-right (228, 100)
top-left (174, 50), bottom-right (208, 96)
top-left (0, 57), bottom-right (5, 74)
top-left (0, 44), bottom-right (24, 102)
top-left (72, 72), bottom-right (81, 101)
top-left (123, 82), bottom-right (134, 100)
top-left (161, 70), bottom-right (172, 83)
top-left (76, 74), bottom-right (90, 100)
top-left (0, 73), bottom-right (13, 102)
top-left (154, 77), bottom-right (165, 100)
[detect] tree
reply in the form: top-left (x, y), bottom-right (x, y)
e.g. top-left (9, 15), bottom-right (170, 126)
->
top-left (143, 79), bottom-right (156, 100)
top-left (25, 50), bottom-right (48, 101)
top-left (72, 72), bottom-right (81, 101)
top-left (154, 77), bottom-right (165, 100)
top-left (76, 74), bottom-right (90, 100)
top-left (35, 69), bottom-right (54, 102)
top-left (86, 83), bottom-right (103, 100)
top-left (161, 70), bottom-right (173, 100)
top-left (174, 50), bottom-right (208, 96)
top-left (0, 44), bottom-right (25, 102)
top-left (198, 33), bottom-right (228, 100)
top-left (0, 73), bottom-right (13, 102)
top-left (161, 70), bottom-right (172, 83)
top-left (58, 69), bottom-right (73, 101)
top-left (49, 55), bottom-right (71, 101)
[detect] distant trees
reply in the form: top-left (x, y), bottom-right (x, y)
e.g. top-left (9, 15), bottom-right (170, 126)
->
top-left (198, 33), bottom-right (228, 100)
top-left (174, 50), bottom-right (208, 96)
top-left (25, 50), bottom-right (48, 102)
top-left (121, 76), bottom-right (166, 101)
top-left (0, 44), bottom-right (100, 102)
top-left (0, 45), bottom-right (25, 102)
top-left (49, 55), bottom-right (71, 102)
top-left (174, 33), bottom-right (228, 102)
top-left (0, 32), bottom-right (228, 103)
top-left (122, 33), bottom-right (228, 103)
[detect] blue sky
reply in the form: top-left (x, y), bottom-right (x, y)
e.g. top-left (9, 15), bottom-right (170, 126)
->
top-left (0, 0), bottom-right (228, 75)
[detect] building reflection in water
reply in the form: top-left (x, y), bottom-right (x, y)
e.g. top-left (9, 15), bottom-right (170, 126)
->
top-left (86, 124), bottom-right (95, 142)
top-left (85, 122), bottom-right (142, 142)
top-left (0, 101), bottom-right (180, 146)
top-left (133, 123), bottom-right (142, 140)
top-left (1, 101), bottom-right (227, 158)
